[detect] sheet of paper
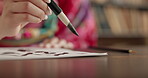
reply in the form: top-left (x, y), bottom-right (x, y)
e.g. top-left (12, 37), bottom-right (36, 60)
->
top-left (0, 47), bottom-right (107, 60)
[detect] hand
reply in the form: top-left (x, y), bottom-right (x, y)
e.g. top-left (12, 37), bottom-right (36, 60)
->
top-left (39, 37), bottom-right (74, 49)
top-left (0, 0), bottom-right (52, 39)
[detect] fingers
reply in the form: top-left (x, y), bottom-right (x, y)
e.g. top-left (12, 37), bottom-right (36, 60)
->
top-left (11, 2), bottom-right (48, 20)
top-left (6, 0), bottom-right (52, 23)
top-left (12, 0), bottom-right (52, 15)
top-left (30, 0), bottom-right (51, 15)
top-left (1, 0), bottom-right (53, 38)
top-left (43, 0), bottom-right (51, 3)
top-left (13, 13), bottom-right (41, 23)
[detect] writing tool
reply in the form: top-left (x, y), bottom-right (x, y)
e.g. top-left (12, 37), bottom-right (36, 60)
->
top-left (47, 0), bottom-right (79, 36)
top-left (89, 46), bottom-right (135, 53)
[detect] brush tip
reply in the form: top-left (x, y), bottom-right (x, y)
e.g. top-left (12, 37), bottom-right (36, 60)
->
top-left (67, 23), bottom-right (79, 36)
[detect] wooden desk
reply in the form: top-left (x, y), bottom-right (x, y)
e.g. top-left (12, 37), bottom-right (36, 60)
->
top-left (0, 45), bottom-right (148, 78)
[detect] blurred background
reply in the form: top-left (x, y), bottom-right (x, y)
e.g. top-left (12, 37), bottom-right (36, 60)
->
top-left (90, 0), bottom-right (148, 46)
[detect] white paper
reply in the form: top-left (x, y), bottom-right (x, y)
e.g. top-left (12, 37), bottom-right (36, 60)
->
top-left (0, 47), bottom-right (107, 60)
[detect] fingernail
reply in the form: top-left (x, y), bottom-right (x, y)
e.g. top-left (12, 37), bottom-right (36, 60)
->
top-left (44, 15), bottom-right (48, 20)
top-left (37, 19), bottom-right (42, 23)
top-left (48, 7), bottom-right (52, 15)
top-left (46, 0), bottom-right (51, 3)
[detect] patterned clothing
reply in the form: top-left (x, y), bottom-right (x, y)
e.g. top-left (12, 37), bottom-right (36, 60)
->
top-left (0, 0), bottom-right (98, 48)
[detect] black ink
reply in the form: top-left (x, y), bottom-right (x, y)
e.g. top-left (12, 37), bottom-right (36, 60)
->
top-left (18, 49), bottom-right (27, 52)
top-left (22, 53), bottom-right (33, 56)
top-left (18, 49), bottom-right (32, 52)
top-left (44, 52), bottom-right (49, 54)
top-left (54, 54), bottom-right (61, 56)
top-left (61, 52), bottom-right (69, 54)
top-left (54, 52), bottom-right (69, 56)
top-left (35, 51), bottom-right (49, 54)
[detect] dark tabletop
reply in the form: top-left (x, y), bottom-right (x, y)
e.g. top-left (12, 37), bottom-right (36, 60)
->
top-left (0, 45), bottom-right (148, 78)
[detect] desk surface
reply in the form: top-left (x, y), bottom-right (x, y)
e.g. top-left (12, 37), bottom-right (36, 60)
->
top-left (0, 45), bottom-right (148, 78)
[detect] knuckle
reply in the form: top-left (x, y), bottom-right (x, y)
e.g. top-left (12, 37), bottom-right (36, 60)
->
top-left (24, 2), bottom-right (31, 10)
top-left (24, 14), bottom-right (31, 21)
top-left (38, 11), bottom-right (45, 19)
top-left (23, 14), bottom-right (41, 23)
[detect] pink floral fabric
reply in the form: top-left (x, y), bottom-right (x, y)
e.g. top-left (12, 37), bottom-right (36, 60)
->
top-left (0, 0), bottom-right (98, 49)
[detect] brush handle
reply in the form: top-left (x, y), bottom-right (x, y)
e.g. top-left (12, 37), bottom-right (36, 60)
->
top-left (47, 0), bottom-right (62, 15)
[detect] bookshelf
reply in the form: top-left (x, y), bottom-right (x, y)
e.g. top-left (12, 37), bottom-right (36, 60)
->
top-left (91, 0), bottom-right (148, 10)
top-left (91, 0), bottom-right (148, 44)
top-left (91, 0), bottom-right (148, 45)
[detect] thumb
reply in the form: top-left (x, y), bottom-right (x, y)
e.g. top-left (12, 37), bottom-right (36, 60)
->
top-left (20, 22), bottom-right (28, 29)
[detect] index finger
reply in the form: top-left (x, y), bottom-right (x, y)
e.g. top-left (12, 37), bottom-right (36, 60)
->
top-left (12, 0), bottom-right (51, 15)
